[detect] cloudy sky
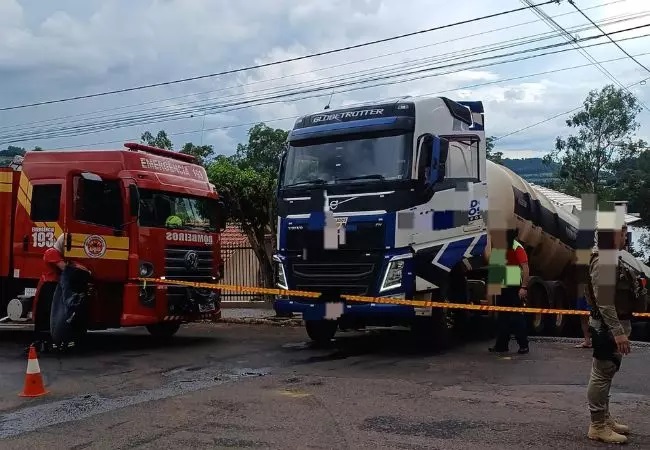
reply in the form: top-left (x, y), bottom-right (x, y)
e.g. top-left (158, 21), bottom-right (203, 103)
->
top-left (0, 0), bottom-right (649, 159)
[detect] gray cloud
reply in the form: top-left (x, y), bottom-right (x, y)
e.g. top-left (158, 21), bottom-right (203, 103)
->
top-left (0, 0), bottom-right (648, 158)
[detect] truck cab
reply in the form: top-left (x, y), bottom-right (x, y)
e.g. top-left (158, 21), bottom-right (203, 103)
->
top-left (273, 97), bottom-right (489, 344)
top-left (0, 143), bottom-right (227, 341)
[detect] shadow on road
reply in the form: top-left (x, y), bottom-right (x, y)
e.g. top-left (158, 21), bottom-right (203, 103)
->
top-left (284, 318), bottom-right (496, 364)
top-left (0, 329), bottom-right (221, 360)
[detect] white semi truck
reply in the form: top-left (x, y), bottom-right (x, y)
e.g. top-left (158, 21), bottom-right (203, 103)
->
top-left (272, 96), bottom-right (649, 344)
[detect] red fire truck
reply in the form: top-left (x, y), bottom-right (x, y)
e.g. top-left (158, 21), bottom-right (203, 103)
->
top-left (0, 142), bottom-right (227, 342)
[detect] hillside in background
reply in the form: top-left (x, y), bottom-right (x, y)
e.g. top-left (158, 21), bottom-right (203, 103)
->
top-left (500, 157), bottom-right (559, 185)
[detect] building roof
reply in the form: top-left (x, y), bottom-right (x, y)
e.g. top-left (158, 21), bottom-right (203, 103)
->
top-left (220, 224), bottom-right (251, 261)
top-left (529, 183), bottom-right (641, 225)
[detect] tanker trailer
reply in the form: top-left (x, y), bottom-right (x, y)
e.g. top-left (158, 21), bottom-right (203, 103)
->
top-left (483, 160), bottom-right (648, 336)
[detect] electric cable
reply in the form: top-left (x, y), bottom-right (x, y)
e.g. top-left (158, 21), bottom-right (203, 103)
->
top-left (37, 51), bottom-right (650, 151)
top-left (0, 0), bottom-right (563, 112)
top-left (3, 23), bottom-right (648, 144)
top-left (0, 0), bottom-right (628, 132)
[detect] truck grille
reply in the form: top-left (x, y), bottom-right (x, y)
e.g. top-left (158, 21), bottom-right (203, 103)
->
top-left (164, 246), bottom-right (214, 281)
top-left (285, 223), bottom-right (385, 251)
top-left (288, 259), bottom-right (381, 301)
top-left (164, 246), bottom-right (215, 315)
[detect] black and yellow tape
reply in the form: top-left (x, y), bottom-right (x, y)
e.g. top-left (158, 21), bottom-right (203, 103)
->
top-left (138, 277), bottom-right (650, 318)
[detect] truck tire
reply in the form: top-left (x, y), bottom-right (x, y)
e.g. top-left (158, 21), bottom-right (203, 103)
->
top-left (526, 278), bottom-right (554, 336)
top-left (146, 323), bottom-right (181, 338)
top-left (410, 290), bottom-right (456, 350)
top-left (411, 308), bottom-right (455, 351)
top-left (305, 320), bottom-right (337, 345)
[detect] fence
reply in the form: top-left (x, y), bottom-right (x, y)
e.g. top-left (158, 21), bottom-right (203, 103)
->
top-left (220, 241), bottom-right (263, 303)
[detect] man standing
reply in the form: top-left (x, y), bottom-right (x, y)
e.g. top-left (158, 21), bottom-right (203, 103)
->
top-left (586, 223), bottom-right (646, 444)
top-left (33, 234), bottom-right (67, 348)
top-left (489, 228), bottom-right (530, 354)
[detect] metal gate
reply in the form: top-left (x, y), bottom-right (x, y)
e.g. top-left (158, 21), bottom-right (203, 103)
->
top-left (220, 241), bottom-right (262, 302)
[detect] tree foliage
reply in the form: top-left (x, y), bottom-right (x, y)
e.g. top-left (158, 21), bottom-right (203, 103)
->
top-left (180, 142), bottom-right (214, 167)
top-left (232, 123), bottom-right (287, 173)
top-left (543, 85), bottom-right (645, 199)
top-left (141, 130), bottom-right (173, 150)
top-left (485, 135), bottom-right (503, 164)
top-left (206, 123), bottom-right (288, 290)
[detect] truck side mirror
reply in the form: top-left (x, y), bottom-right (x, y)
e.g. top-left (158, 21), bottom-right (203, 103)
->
top-left (277, 151), bottom-right (287, 195)
top-left (129, 184), bottom-right (140, 217)
top-left (80, 172), bottom-right (102, 182)
top-left (417, 134), bottom-right (444, 186)
top-left (416, 134), bottom-right (433, 181)
top-left (216, 200), bottom-right (228, 232)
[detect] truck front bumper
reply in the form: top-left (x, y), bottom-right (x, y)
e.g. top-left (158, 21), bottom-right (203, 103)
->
top-left (274, 297), bottom-right (416, 321)
top-left (121, 282), bottom-right (222, 326)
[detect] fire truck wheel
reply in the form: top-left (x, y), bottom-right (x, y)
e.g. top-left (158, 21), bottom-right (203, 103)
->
top-left (305, 320), bottom-right (337, 346)
top-left (146, 323), bottom-right (181, 338)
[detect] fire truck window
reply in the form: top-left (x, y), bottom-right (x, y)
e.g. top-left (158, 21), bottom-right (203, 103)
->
top-left (31, 184), bottom-right (62, 221)
top-left (74, 178), bottom-right (123, 229)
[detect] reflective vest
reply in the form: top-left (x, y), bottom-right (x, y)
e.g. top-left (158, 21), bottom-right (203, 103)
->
top-left (505, 240), bottom-right (524, 287)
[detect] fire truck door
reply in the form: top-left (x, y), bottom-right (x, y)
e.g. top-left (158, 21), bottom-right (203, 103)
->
top-left (63, 172), bottom-right (130, 282)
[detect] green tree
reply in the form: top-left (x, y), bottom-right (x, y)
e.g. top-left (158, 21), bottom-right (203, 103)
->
top-left (180, 142), bottom-right (214, 167)
top-left (207, 123), bottom-right (288, 290)
top-left (232, 123), bottom-right (287, 173)
top-left (543, 84), bottom-right (645, 199)
top-left (486, 135), bottom-right (503, 164)
top-left (141, 130), bottom-right (173, 150)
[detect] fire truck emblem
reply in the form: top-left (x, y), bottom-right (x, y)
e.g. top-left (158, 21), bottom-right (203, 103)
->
top-left (83, 234), bottom-right (107, 258)
top-left (184, 250), bottom-right (199, 271)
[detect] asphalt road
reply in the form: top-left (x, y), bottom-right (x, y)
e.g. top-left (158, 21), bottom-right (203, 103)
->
top-left (1, 322), bottom-right (649, 449)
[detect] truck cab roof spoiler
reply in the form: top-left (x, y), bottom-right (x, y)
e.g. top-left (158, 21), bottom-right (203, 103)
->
top-left (123, 142), bottom-right (197, 164)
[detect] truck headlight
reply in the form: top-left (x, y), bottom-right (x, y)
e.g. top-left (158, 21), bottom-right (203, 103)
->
top-left (380, 260), bottom-right (404, 292)
top-left (273, 255), bottom-right (288, 290)
top-left (139, 261), bottom-right (154, 278)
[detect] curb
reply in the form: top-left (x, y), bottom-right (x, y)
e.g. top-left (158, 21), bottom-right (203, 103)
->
top-left (216, 317), bottom-right (304, 327)
top-left (529, 335), bottom-right (650, 348)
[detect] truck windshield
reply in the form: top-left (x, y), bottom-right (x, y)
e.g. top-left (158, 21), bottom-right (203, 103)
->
top-left (281, 132), bottom-right (413, 188)
top-left (138, 189), bottom-right (217, 231)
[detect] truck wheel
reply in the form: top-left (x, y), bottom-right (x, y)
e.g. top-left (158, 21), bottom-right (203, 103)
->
top-left (305, 320), bottom-right (337, 345)
top-left (146, 323), bottom-right (181, 338)
top-left (411, 308), bottom-right (455, 350)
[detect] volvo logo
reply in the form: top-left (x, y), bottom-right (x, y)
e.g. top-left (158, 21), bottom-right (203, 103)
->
top-left (328, 197), bottom-right (357, 210)
top-left (184, 250), bottom-right (199, 271)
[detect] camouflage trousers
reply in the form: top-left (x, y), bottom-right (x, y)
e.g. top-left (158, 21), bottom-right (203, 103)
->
top-left (587, 317), bottom-right (632, 424)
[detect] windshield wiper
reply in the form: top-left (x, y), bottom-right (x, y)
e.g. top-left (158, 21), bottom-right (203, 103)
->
top-left (283, 178), bottom-right (327, 188)
top-left (336, 174), bottom-right (385, 182)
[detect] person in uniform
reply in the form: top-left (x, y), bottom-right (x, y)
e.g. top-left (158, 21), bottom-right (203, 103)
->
top-left (585, 223), bottom-right (647, 444)
top-left (33, 234), bottom-right (67, 347)
top-left (488, 227), bottom-right (530, 354)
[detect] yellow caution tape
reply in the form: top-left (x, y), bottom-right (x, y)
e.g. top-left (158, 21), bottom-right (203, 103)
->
top-left (137, 277), bottom-right (321, 298)
top-left (137, 277), bottom-right (650, 318)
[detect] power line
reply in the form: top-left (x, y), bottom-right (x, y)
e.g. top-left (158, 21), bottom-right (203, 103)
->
top-left (0, 0), bottom-right (561, 112)
top-left (0, 0), bottom-right (627, 132)
top-left (39, 51), bottom-right (650, 151)
top-left (5, 30), bottom-right (650, 145)
top-left (7, 7), bottom-right (645, 137)
top-left (4, 23), bottom-right (649, 144)
top-left (494, 75), bottom-right (650, 142)
top-left (569, 0), bottom-right (650, 74)
top-left (521, 0), bottom-right (650, 111)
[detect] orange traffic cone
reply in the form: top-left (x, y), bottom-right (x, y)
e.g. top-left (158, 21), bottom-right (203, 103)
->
top-left (19, 345), bottom-right (49, 397)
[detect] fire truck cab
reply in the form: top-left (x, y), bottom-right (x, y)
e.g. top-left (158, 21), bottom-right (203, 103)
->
top-left (0, 142), bottom-right (227, 340)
